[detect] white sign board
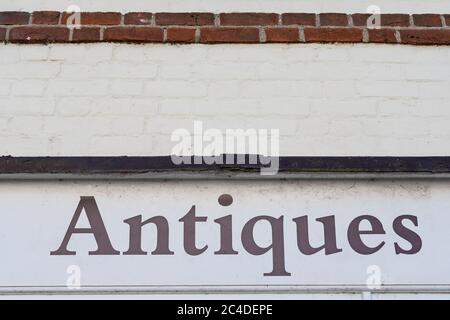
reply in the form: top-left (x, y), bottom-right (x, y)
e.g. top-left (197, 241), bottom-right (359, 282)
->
top-left (0, 179), bottom-right (448, 293)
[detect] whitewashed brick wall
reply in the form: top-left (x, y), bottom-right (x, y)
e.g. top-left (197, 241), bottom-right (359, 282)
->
top-left (0, 43), bottom-right (449, 156)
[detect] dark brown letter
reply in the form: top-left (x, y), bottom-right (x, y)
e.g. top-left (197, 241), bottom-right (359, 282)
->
top-left (293, 215), bottom-right (342, 255)
top-left (393, 215), bottom-right (422, 254)
top-left (51, 196), bottom-right (119, 255)
top-left (214, 215), bottom-right (238, 254)
top-left (241, 215), bottom-right (290, 276)
top-left (123, 215), bottom-right (174, 255)
top-left (179, 206), bottom-right (208, 255)
top-left (348, 215), bottom-right (386, 255)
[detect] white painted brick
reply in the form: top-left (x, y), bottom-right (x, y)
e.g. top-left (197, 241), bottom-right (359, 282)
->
top-left (356, 81), bottom-right (419, 98)
top-left (56, 98), bottom-right (92, 116)
top-left (328, 119), bottom-right (364, 137)
top-left (258, 98), bottom-right (310, 116)
top-left (159, 99), bottom-right (196, 115)
top-left (7, 116), bottom-right (43, 134)
top-left (362, 118), bottom-right (430, 137)
top-left (142, 45), bottom-right (207, 62)
top-left (347, 45), bottom-right (417, 63)
top-left (417, 82), bottom-right (450, 99)
top-left (208, 81), bottom-right (240, 98)
top-left (0, 97), bottom-right (55, 115)
top-left (413, 100), bottom-right (450, 117)
top-left (310, 99), bottom-right (377, 116)
top-left (86, 98), bottom-right (158, 116)
top-left (207, 45), bottom-right (286, 62)
top-left (195, 63), bottom-right (259, 80)
top-left (0, 135), bottom-right (54, 155)
top-left (110, 80), bottom-right (144, 96)
top-left (113, 45), bottom-right (148, 62)
top-left (315, 47), bottom-right (350, 61)
top-left (240, 80), bottom-right (323, 98)
top-left (47, 80), bottom-right (109, 97)
top-left (49, 44), bottom-right (113, 63)
top-left (377, 99), bottom-right (416, 116)
top-left (200, 99), bottom-right (263, 115)
top-left (297, 118), bottom-right (331, 136)
top-left (128, 98), bottom-right (159, 115)
top-left (252, 118), bottom-right (298, 135)
top-left (144, 81), bottom-right (207, 97)
top-left (43, 116), bottom-right (111, 135)
top-left (0, 118), bottom-right (10, 132)
top-left (409, 46), bottom-right (450, 64)
top-left (322, 81), bottom-right (357, 99)
top-left (115, 45), bottom-right (208, 63)
top-left (404, 64), bottom-right (450, 81)
top-left (110, 117), bottom-right (145, 135)
top-left (145, 117), bottom-right (194, 135)
top-left (89, 135), bottom-right (153, 156)
top-left (19, 46), bottom-right (49, 61)
top-left (428, 119), bottom-right (450, 137)
top-left (11, 80), bottom-right (47, 96)
top-left (0, 45), bottom-right (20, 63)
top-left (59, 62), bottom-right (158, 79)
top-left (158, 64), bottom-right (197, 80)
top-left (284, 48), bottom-right (317, 63)
top-left (0, 63), bottom-right (60, 79)
top-left (47, 135), bottom-right (91, 156)
top-left (362, 63), bottom-right (407, 81)
top-left (0, 80), bottom-right (12, 96)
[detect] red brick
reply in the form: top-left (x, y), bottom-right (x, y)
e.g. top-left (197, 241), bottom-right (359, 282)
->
top-left (32, 11), bottom-right (60, 25)
top-left (304, 27), bottom-right (362, 43)
top-left (104, 27), bottom-right (163, 42)
top-left (200, 27), bottom-right (260, 43)
top-left (319, 13), bottom-right (348, 26)
top-left (412, 14), bottom-right (442, 27)
top-left (445, 15), bottom-right (450, 26)
top-left (61, 12), bottom-right (122, 25)
top-left (381, 14), bottom-right (410, 27)
top-left (155, 12), bottom-right (214, 26)
top-left (0, 12), bottom-right (30, 25)
top-left (400, 29), bottom-right (450, 45)
top-left (0, 28), bottom-right (6, 41)
top-left (368, 29), bottom-right (398, 43)
top-left (124, 12), bottom-right (153, 25)
top-left (281, 13), bottom-right (316, 26)
top-left (265, 27), bottom-right (299, 43)
top-left (72, 28), bottom-right (101, 42)
top-left (9, 26), bottom-right (69, 43)
top-left (352, 13), bottom-right (372, 26)
top-left (167, 27), bottom-right (196, 43)
top-left (220, 13), bottom-right (278, 26)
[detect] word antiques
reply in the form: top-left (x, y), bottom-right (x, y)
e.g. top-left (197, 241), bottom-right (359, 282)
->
top-left (51, 195), bottom-right (422, 277)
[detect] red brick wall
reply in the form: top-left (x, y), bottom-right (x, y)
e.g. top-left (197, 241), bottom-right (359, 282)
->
top-left (0, 11), bottom-right (449, 44)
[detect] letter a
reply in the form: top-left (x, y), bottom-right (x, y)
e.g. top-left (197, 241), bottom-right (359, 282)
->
top-left (50, 196), bottom-right (120, 255)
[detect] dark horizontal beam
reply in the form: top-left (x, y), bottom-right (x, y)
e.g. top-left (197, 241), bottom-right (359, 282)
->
top-left (0, 156), bottom-right (449, 176)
